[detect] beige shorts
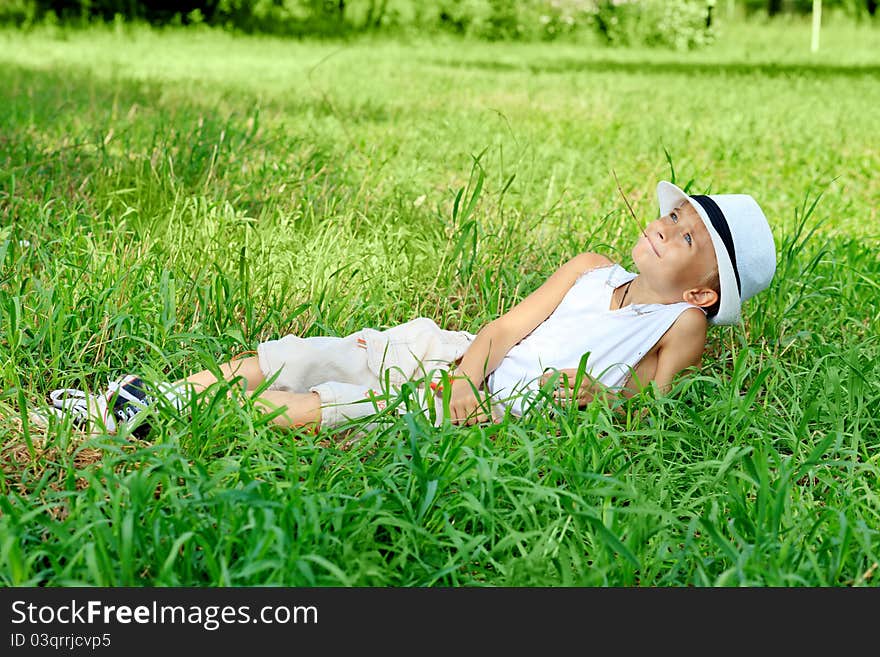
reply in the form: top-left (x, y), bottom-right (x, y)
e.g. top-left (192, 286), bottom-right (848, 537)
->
top-left (256, 317), bottom-right (486, 430)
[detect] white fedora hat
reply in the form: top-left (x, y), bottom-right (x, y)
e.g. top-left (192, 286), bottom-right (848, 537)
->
top-left (656, 181), bottom-right (776, 326)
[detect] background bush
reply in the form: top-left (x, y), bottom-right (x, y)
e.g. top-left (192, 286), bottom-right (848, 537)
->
top-left (0, 0), bottom-right (719, 47)
top-left (593, 0), bottom-right (715, 49)
top-left (0, 1), bottom-right (876, 46)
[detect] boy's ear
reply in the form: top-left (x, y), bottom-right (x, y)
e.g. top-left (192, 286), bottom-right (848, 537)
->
top-left (683, 286), bottom-right (718, 309)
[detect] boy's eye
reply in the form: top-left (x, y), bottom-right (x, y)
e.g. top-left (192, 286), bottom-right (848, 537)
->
top-left (670, 212), bottom-right (678, 223)
top-left (685, 233), bottom-right (692, 246)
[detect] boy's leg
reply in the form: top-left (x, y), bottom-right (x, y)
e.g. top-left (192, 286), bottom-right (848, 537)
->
top-left (175, 356), bottom-right (326, 428)
top-left (177, 355), bottom-right (265, 392)
top-left (244, 382), bottom-right (385, 432)
top-left (130, 347), bottom-right (374, 434)
top-left (247, 390), bottom-right (322, 429)
top-left (80, 356), bottom-right (267, 436)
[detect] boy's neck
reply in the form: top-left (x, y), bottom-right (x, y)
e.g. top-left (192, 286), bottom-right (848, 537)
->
top-left (623, 275), bottom-right (678, 307)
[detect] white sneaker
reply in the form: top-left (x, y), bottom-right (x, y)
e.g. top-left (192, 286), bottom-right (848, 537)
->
top-left (47, 388), bottom-right (118, 434)
top-left (47, 376), bottom-right (186, 437)
top-left (105, 375), bottom-right (186, 438)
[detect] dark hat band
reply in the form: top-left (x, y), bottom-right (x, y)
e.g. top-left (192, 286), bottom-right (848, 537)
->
top-left (690, 194), bottom-right (741, 297)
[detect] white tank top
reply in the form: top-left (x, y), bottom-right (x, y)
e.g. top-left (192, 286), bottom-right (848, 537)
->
top-left (487, 263), bottom-right (701, 416)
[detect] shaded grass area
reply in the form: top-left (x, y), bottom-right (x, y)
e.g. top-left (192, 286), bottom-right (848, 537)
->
top-left (0, 21), bottom-right (878, 586)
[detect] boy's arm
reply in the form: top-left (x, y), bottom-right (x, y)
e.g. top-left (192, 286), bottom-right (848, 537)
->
top-left (445, 252), bottom-right (612, 424)
top-left (646, 307), bottom-right (707, 396)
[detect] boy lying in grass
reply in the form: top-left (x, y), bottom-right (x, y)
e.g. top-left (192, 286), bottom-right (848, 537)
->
top-left (47, 180), bottom-right (776, 437)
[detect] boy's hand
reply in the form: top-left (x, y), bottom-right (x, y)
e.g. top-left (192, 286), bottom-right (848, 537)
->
top-left (435, 378), bottom-right (494, 425)
top-left (540, 368), bottom-right (605, 408)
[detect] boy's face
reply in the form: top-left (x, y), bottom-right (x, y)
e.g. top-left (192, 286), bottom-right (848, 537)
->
top-left (632, 200), bottom-right (719, 302)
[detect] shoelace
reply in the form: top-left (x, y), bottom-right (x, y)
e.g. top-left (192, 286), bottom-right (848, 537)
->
top-left (47, 388), bottom-right (117, 434)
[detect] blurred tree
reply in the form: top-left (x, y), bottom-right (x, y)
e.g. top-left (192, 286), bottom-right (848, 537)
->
top-left (363, 0), bottom-right (389, 28)
top-left (593, 0), bottom-right (716, 49)
top-left (7, 0), bottom-right (874, 35)
top-left (33, 0), bottom-right (212, 21)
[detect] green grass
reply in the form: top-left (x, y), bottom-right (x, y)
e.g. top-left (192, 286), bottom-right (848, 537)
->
top-left (1, 15), bottom-right (879, 586)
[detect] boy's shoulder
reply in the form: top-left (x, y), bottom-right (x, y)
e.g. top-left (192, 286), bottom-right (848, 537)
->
top-left (643, 308), bottom-right (709, 380)
top-left (571, 251), bottom-right (615, 272)
top-left (659, 307), bottom-right (708, 352)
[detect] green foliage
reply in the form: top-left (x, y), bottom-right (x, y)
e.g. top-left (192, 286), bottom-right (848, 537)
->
top-left (3, 0), bottom-right (878, 38)
top-left (429, 0), bottom-right (595, 41)
top-left (0, 0), bottom-right (39, 25)
top-left (593, 0), bottom-right (716, 49)
top-left (210, 0), bottom-right (350, 35)
top-left (0, 0), bottom-right (704, 45)
top-left (0, 0), bottom-right (599, 40)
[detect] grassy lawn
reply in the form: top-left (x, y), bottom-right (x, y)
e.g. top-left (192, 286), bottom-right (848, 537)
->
top-left (1, 16), bottom-right (878, 586)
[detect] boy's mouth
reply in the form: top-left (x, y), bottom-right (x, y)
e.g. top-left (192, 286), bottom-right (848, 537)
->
top-left (643, 234), bottom-right (660, 257)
